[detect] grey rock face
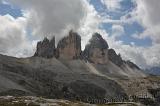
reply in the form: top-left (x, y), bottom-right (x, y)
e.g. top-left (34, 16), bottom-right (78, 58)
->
top-left (34, 37), bottom-right (55, 58)
top-left (108, 49), bottom-right (123, 67)
top-left (83, 33), bottom-right (109, 64)
top-left (57, 30), bottom-right (81, 59)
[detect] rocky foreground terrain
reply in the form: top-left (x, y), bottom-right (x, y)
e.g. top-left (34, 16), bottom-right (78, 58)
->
top-left (0, 96), bottom-right (143, 106)
top-left (0, 30), bottom-right (160, 106)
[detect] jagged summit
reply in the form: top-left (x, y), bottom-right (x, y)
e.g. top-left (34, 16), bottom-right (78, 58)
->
top-left (89, 33), bottom-right (109, 49)
top-left (34, 36), bottom-right (55, 58)
top-left (83, 33), bottom-right (109, 64)
top-left (108, 49), bottom-right (123, 67)
top-left (57, 30), bottom-right (81, 59)
top-left (33, 31), bottom-right (141, 71)
top-left (34, 30), bottom-right (82, 60)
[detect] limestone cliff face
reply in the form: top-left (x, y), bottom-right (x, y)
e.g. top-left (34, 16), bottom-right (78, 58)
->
top-left (34, 37), bottom-right (55, 58)
top-left (83, 33), bottom-right (109, 64)
top-left (57, 30), bottom-right (81, 60)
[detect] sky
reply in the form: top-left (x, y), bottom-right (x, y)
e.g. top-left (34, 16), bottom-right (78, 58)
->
top-left (0, 0), bottom-right (159, 69)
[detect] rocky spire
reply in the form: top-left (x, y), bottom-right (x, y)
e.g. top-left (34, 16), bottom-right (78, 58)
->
top-left (108, 49), bottom-right (123, 67)
top-left (83, 33), bottom-right (109, 64)
top-left (57, 30), bottom-right (81, 60)
top-left (125, 60), bottom-right (140, 70)
top-left (34, 36), bottom-right (55, 58)
top-left (33, 31), bottom-right (141, 71)
top-left (89, 33), bottom-right (109, 49)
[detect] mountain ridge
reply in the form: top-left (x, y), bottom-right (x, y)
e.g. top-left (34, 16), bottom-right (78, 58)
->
top-left (1, 31), bottom-right (160, 105)
top-left (34, 30), bottom-right (142, 71)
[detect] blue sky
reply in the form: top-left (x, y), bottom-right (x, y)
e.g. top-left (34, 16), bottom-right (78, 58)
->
top-left (0, 2), bottom-right (22, 18)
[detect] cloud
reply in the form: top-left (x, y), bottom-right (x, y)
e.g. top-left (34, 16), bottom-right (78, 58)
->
top-left (122, 0), bottom-right (160, 44)
top-left (100, 0), bottom-right (122, 11)
top-left (8, 0), bottom-right (87, 43)
top-left (105, 36), bottom-right (159, 68)
top-left (2, 0), bottom-right (103, 54)
top-left (130, 0), bottom-right (160, 67)
top-left (103, 0), bottom-right (160, 68)
top-left (78, 0), bottom-right (106, 50)
top-left (0, 15), bottom-right (25, 53)
top-left (143, 44), bottom-right (160, 67)
top-left (0, 14), bottom-right (35, 57)
top-left (111, 25), bottom-right (124, 39)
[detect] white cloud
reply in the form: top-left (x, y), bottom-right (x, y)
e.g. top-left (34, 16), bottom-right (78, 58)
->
top-left (100, 0), bottom-right (122, 11)
top-left (104, 36), bottom-right (159, 68)
top-left (122, 0), bottom-right (160, 44)
top-left (105, 0), bottom-right (160, 68)
top-left (8, 0), bottom-right (87, 44)
top-left (143, 44), bottom-right (160, 67)
top-left (1, 0), bottom-right (104, 55)
top-left (0, 14), bottom-right (36, 57)
top-left (78, 0), bottom-right (106, 50)
top-left (111, 25), bottom-right (124, 39)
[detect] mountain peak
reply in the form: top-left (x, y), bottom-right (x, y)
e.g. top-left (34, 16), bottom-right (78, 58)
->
top-left (57, 30), bottom-right (81, 59)
top-left (34, 36), bottom-right (55, 58)
top-left (92, 32), bottom-right (102, 38)
top-left (33, 31), bottom-right (141, 72)
top-left (89, 33), bottom-right (109, 49)
top-left (83, 33), bottom-right (109, 64)
top-left (43, 37), bottom-right (49, 43)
